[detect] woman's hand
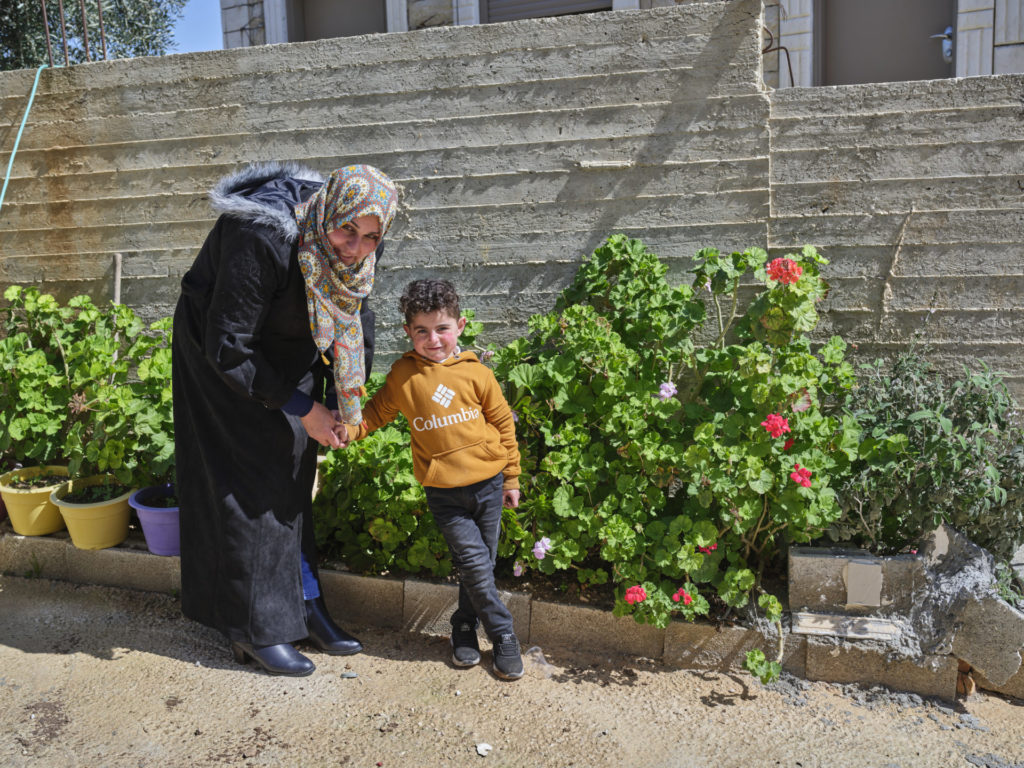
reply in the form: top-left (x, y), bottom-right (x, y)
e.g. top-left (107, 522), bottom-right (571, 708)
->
top-left (300, 401), bottom-right (343, 449)
top-left (503, 489), bottom-right (521, 509)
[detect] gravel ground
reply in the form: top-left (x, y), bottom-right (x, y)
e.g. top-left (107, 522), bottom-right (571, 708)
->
top-left (1, 575), bottom-right (1022, 768)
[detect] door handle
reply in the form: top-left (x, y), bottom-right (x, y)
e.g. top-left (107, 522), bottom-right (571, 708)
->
top-left (930, 25), bottom-right (954, 64)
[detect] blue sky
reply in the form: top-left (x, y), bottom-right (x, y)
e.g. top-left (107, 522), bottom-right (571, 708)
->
top-left (168, 0), bottom-right (224, 54)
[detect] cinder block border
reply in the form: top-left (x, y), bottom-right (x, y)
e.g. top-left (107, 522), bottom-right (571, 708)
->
top-left (0, 526), bottom-right (978, 701)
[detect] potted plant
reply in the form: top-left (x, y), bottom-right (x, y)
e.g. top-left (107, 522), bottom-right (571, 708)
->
top-left (125, 321), bottom-right (178, 556)
top-left (0, 287), bottom-right (78, 534)
top-left (50, 302), bottom-right (172, 550)
top-left (0, 464), bottom-right (69, 536)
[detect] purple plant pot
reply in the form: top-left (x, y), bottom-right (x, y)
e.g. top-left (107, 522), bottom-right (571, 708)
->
top-left (129, 484), bottom-right (180, 557)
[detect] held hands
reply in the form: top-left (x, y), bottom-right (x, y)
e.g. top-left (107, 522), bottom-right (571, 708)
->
top-left (299, 402), bottom-right (349, 449)
top-left (331, 410), bottom-right (351, 449)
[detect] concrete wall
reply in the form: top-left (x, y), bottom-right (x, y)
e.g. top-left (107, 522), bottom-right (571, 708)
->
top-left (0, 2), bottom-right (768, 362)
top-left (770, 77), bottom-right (1024, 392)
top-left (0, 2), bottom-right (1022, 397)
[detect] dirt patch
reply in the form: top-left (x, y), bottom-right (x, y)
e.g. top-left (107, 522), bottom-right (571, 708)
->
top-left (2, 576), bottom-right (1022, 768)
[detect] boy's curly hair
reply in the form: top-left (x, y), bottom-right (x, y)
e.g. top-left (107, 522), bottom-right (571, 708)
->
top-left (399, 279), bottom-right (461, 324)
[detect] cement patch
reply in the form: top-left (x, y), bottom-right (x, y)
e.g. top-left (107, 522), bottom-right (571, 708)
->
top-left (974, 666), bottom-right (1024, 701)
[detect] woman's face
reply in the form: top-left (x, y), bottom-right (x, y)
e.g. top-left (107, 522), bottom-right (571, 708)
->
top-left (326, 215), bottom-right (381, 267)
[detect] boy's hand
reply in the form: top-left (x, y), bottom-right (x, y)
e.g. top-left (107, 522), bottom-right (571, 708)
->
top-left (330, 412), bottom-right (350, 448)
top-left (503, 489), bottom-right (521, 509)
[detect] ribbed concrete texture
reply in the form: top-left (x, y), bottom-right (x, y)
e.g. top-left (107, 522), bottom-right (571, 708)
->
top-left (770, 77), bottom-right (1024, 398)
top-left (319, 569), bottom-right (405, 629)
top-left (529, 599), bottom-right (666, 659)
top-left (1, 4), bottom-right (1020, 395)
top-left (0, 1), bottom-right (768, 372)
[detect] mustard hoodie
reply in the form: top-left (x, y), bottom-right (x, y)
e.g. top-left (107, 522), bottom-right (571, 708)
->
top-left (346, 350), bottom-right (521, 490)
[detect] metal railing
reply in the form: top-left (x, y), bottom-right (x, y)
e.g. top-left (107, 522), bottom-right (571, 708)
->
top-left (39, 0), bottom-right (110, 67)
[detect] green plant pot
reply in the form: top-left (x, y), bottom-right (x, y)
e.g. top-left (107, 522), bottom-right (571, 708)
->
top-left (0, 465), bottom-right (69, 536)
top-left (51, 475), bottom-right (135, 550)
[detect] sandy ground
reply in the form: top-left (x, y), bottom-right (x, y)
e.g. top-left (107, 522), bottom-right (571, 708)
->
top-left (1, 575), bottom-right (1022, 768)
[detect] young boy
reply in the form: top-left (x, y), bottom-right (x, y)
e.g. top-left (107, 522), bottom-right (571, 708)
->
top-left (339, 278), bottom-right (524, 680)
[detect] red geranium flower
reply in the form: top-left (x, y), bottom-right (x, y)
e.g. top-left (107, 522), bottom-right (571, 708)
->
top-left (761, 413), bottom-right (791, 439)
top-left (624, 585), bottom-right (647, 605)
top-left (767, 258), bottom-right (803, 285)
top-left (789, 463), bottom-right (812, 488)
top-left (672, 588), bottom-right (693, 606)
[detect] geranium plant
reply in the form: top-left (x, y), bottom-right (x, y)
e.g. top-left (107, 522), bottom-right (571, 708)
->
top-left (0, 286), bottom-right (174, 489)
top-left (491, 236), bottom-right (860, 683)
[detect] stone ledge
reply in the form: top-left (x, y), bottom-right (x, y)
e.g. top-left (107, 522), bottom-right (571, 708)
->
top-left (530, 599), bottom-right (665, 659)
top-left (806, 637), bottom-right (958, 701)
top-left (402, 579), bottom-right (531, 646)
top-left (665, 622), bottom-right (807, 678)
top-left (0, 526), bottom-right (977, 701)
top-left (319, 569), bottom-right (404, 629)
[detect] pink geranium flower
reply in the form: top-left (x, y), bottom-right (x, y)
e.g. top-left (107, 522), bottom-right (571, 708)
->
top-left (761, 413), bottom-right (791, 439)
top-left (672, 588), bottom-right (693, 606)
top-left (657, 382), bottom-right (677, 401)
top-left (789, 464), bottom-right (812, 488)
top-left (624, 585), bottom-right (647, 605)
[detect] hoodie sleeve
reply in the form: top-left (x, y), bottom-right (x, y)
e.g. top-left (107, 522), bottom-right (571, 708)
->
top-left (479, 367), bottom-right (521, 490)
top-left (345, 363), bottom-right (403, 442)
top-left (201, 218), bottom-right (295, 409)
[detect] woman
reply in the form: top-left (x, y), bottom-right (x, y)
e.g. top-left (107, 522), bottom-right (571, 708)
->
top-left (172, 162), bottom-right (398, 676)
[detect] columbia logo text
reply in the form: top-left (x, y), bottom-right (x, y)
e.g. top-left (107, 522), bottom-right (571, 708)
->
top-left (413, 407), bottom-right (481, 432)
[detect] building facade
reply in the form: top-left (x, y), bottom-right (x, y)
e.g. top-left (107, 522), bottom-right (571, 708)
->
top-left (219, 0), bottom-right (1024, 86)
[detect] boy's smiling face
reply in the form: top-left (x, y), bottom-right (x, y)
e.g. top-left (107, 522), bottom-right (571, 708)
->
top-left (404, 310), bottom-right (467, 362)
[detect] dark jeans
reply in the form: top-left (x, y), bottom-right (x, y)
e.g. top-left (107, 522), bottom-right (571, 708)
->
top-left (425, 473), bottom-right (514, 640)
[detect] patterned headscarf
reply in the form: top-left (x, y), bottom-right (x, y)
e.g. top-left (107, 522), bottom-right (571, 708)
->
top-left (294, 165), bottom-right (398, 425)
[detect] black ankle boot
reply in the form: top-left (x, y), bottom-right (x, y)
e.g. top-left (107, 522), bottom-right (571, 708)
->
top-left (231, 641), bottom-right (315, 676)
top-left (304, 596), bottom-right (363, 655)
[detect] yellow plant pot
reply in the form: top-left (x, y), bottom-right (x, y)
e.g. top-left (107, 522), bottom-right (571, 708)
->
top-left (51, 475), bottom-right (135, 550)
top-left (0, 465), bottom-right (69, 536)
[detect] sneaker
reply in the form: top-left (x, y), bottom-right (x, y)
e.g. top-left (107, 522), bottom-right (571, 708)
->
top-left (491, 633), bottom-right (524, 680)
top-left (450, 622), bottom-right (481, 667)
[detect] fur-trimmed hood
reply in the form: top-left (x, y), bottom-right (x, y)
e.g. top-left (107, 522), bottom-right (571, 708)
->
top-left (209, 162), bottom-right (324, 243)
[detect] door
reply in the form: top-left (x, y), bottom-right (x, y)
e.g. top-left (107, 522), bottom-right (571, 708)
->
top-left (301, 0), bottom-right (386, 40)
top-left (820, 0), bottom-right (956, 85)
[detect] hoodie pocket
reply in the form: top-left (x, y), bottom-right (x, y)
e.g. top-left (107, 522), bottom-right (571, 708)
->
top-left (423, 439), bottom-right (507, 488)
